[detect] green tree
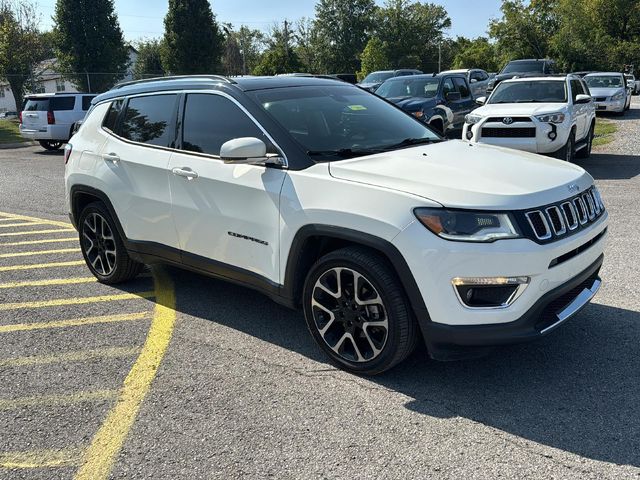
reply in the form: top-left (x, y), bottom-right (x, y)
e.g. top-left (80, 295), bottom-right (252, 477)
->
top-left (133, 39), bottom-right (165, 79)
top-left (313, 0), bottom-right (376, 74)
top-left (236, 26), bottom-right (265, 75)
top-left (162, 0), bottom-right (224, 74)
top-left (53, 0), bottom-right (129, 92)
top-left (0, 0), bottom-right (44, 110)
top-left (452, 37), bottom-right (500, 72)
top-left (295, 17), bottom-right (321, 73)
top-left (357, 37), bottom-right (391, 80)
top-left (254, 21), bottom-right (303, 75)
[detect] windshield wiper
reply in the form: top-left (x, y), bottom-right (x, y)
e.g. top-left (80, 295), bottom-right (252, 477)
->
top-left (377, 137), bottom-right (442, 151)
top-left (306, 148), bottom-right (382, 159)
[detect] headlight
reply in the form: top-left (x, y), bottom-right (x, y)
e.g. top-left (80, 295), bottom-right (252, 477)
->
top-left (611, 91), bottom-right (625, 101)
top-left (465, 114), bottom-right (482, 125)
top-left (535, 112), bottom-right (565, 124)
top-left (414, 208), bottom-right (521, 242)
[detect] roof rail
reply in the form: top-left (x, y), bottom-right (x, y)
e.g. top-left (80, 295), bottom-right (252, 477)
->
top-left (112, 75), bottom-right (235, 90)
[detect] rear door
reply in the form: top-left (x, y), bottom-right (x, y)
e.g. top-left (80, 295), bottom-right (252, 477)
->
top-left (21, 97), bottom-right (50, 130)
top-left (99, 93), bottom-right (180, 250)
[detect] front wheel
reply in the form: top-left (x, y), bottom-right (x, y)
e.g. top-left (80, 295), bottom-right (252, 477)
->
top-left (39, 140), bottom-right (63, 151)
top-left (555, 131), bottom-right (575, 162)
top-left (576, 124), bottom-right (594, 159)
top-left (78, 202), bottom-right (143, 284)
top-left (302, 247), bottom-right (419, 375)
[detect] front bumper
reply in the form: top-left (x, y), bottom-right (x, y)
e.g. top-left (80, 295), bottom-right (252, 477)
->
top-left (594, 99), bottom-right (625, 112)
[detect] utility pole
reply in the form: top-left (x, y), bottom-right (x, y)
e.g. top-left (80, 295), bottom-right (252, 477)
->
top-left (438, 39), bottom-right (442, 73)
top-left (284, 19), bottom-right (290, 70)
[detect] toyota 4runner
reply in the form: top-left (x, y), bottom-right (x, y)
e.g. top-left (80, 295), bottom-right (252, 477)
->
top-left (65, 76), bottom-right (608, 374)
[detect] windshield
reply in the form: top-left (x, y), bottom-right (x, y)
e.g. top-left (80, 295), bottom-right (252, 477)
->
top-left (362, 72), bottom-right (394, 84)
top-left (376, 78), bottom-right (439, 99)
top-left (253, 85), bottom-right (440, 160)
top-left (501, 62), bottom-right (545, 74)
top-left (585, 76), bottom-right (623, 88)
top-left (489, 81), bottom-right (567, 104)
top-left (24, 98), bottom-right (50, 111)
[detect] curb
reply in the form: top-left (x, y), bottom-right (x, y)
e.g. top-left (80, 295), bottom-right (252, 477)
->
top-left (0, 142), bottom-right (37, 150)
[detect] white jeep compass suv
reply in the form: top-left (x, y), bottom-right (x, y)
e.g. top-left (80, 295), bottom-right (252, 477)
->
top-left (65, 76), bottom-right (608, 374)
top-left (463, 75), bottom-right (596, 162)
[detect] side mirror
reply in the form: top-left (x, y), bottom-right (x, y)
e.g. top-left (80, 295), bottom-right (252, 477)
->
top-left (220, 137), bottom-right (284, 166)
top-left (475, 96), bottom-right (487, 106)
top-left (445, 91), bottom-right (462, 102)
top-left (575, 94), bottom-right (592, 105)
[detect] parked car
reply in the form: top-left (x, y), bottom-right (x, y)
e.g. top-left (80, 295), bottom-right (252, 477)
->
top-left (19, 93), bottom-right (96, 150)
top-left (328, 73), bottom-right (358, 84)
top-left (463, 75), bottom-right (596, 162)
top-left (624, 73), bottom-right (639, 95)
top-left (0, 111), bottom-right (18, 120)
top-left (375, 73), bottom-right (476, 135)
top-left (66, 75), bottom-right (607, 374)
top-left (440, 68), bottom-right (491, 98)
top-left (487, 59), bottom-right (556, 94)
top-left (584, 72), bottom-right (631, 114)
top-left (358, 69), bottom-right (423, 92)
top-left (572, 71), bottom-right (596, 78)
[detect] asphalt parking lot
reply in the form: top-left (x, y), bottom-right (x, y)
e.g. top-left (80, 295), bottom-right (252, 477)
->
top-left (0, 99), bottom-right (639, 479)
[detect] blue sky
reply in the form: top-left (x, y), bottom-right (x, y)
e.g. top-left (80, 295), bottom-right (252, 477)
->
top-left (38, 0), bottom-right (503, 42)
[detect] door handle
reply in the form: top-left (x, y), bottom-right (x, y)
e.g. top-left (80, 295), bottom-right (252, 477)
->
top-left (172, 167), bottom-right (198, 180)
top-left (102, 153), bottom-right (120, 164)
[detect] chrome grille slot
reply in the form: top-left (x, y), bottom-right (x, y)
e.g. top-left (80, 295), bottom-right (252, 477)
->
top-left (583, 193), bottom-right (596, 220)
top-left (591, 191), bottom-right (601, 215)
top-left (573, 197), bottom-right (588, 224)
top-left (561, 202), bottom-right (578, 230)
top-left (545, 206), bottom-right (566, 235)
top-left (526, 211), bottom-right (551, 240)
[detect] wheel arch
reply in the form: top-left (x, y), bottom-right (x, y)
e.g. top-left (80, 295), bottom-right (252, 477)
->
top-left (70, 185), bottom-right (127, 242)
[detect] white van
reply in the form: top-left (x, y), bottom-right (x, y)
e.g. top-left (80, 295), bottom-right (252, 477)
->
top-left (20, 93), bottom-right (95, 150)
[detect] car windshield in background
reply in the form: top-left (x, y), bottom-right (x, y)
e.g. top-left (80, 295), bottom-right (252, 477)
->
top-left (376, 78), bottom-right (440, 99)
top-left (489, 81), bottom-right (567, 104)
top-left (24, 98), bottom-right (50, 111)
top-left (501, 62), bottom-right (544, 74)
top-left (361, 72), bottom-right (394, 83)
top-left (585, 76), bottom-right (623, 88)
top-left (253, 85), bottom-right (440, 160)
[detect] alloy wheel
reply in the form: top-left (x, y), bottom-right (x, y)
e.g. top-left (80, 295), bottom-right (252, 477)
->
top-left (82, 212), bottom-right (117, 276)
top-left (310, 267), bottom-right (389, 363)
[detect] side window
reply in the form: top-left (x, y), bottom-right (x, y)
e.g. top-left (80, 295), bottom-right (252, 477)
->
top-left (442, 78), bottom-right (455, 96)
top-left (453, 77), bottom-right (471, 98)
top-left (119, 94), bottom-right (178, 147)
top-left (581, 80), bottom-right (591, 96)
top-left (470, 71), bottom-right (482, 82)
top-left (570, 80), bottom-right (584, 101)
top-left (181, 93), bottom-right (266, 157)
top-left (480, 71), bottom-right (489, 81)
top-left (50, 97), bottom-right (75, 111)
top-left (82, 96), bottom-right (95, 111)
top-left (102, 99), bottom-right (124, 132)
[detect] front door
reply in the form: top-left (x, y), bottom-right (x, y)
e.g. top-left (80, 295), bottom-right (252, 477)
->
top-left (168, 92), bottom-right (286, 285)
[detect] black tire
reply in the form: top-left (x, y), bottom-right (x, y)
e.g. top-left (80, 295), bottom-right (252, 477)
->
top-left (78, 202), bottom-right (143, 284)
top-left (555, 130), bottom-right (575, 162)
top-left (576, 123), bottom-right (595, 159)
top-left (302, 246), bottom-right (419, 375)
top-left (39, 140), bottom-right (63, 151)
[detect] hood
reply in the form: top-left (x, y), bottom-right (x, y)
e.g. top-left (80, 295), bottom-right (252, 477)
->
top-left (474, 103), bottom-right (567, 116)
top-left (329, 140), bottom-right (592, 210)
top-left (587, 87), bottom-right (625, 97)
top-left (388, 96), bottom-right (437, 111)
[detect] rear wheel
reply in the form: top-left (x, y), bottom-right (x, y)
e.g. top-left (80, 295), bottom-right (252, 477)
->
top-left (78, 202), bottom-right (143, 284)
top-left (39, 140), bottom-right (63, 151)
top-left (302, 247), bottom-right (419, 375)
top-left (576, 124), bottom-right (595, 159)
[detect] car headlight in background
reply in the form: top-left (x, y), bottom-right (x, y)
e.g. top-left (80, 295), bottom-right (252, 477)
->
top-left (414, 208), bottom-right (521, 242)
top-left (465, 114), bottom-right (482, 125)
top-left (535, 112), bottom-right (565, 124)
top-left (611, 91), bottom-right (625, 101)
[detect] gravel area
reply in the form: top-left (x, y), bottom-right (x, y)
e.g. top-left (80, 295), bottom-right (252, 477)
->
top-left (593, 96), bottom-right (640, 155)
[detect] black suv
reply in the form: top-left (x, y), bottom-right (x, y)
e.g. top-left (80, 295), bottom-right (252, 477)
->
top-left (375, 73), bottom-right (476, 135)
top-left (487, 59), bottom-right (556, 94)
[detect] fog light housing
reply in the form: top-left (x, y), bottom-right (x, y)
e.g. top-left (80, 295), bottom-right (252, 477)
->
top-left (466, 130), bottom-right (473, 140)
top-left (548, 131), bottom-right (557, 140)
top-left (452, 277), bottom-right (529, 309)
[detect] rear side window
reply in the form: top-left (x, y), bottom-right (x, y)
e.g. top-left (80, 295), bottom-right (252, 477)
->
top-left (119, 94), bottom-right (178, 147)
top-left (181, 94), bottom-right (265, 156)
top-left (103, 99), bottom-right (124, 132)
top-left (24, 98), bottom-right (50, 111)
top-left (50, 97), bottom-right (75, 111)
top-left (453, 77), bottom-right (471, 98)
top-left (442, 78), bottom-right (455, 95)
top-left (82, 96), bottom-right (95, 111)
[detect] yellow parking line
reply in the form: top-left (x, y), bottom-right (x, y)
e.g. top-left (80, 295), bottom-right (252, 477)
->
top-left (0, 291), bottom-right (155, 311)
top-left (76, 268), bottom-right (176, 480)
top-left (0, 312), bottom-right (149, 333)
top-left (0, 260), bottom-right (85, 272)
top-left (0, 346), bottom-right (140, 368)
top-left (0, 448), bottom-right (82, 469)
top-left (0, 222), bottom-right (48, 228)
top-left (1, 237), bottom-right (78, 247)
top-left (0, 277), bottom-right (95, 289)
top-left (0, 211), bottom-right (73, 228)
top-left (0, 228), bottom-right (75, 237)
top-left (0, 390), bottom-right (118, 410)
top-left (0, 248), bottom-right (81, 258)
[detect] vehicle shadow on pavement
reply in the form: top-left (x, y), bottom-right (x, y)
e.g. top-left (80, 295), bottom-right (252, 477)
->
top-left (577, 153), bottom-right (640, 180)
top-left (34, 149), bottom-right (64, 156)
top-left (160, 267), bottom-right (639, 467)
